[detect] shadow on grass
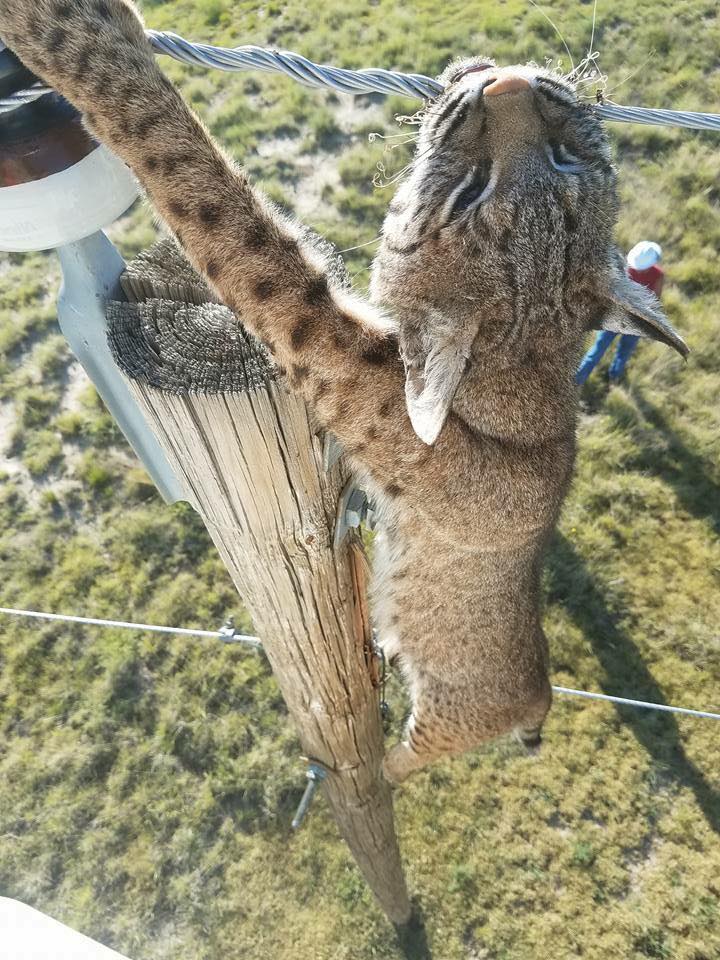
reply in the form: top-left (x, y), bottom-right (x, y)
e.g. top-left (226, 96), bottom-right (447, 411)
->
top-left (623, 390), bottom-right (720, 535)
top-left (547, 532), bottom-right (720, 836)
top-left (577, 369), bottom-right (613, 415)
top-left (395, 902), bottom-right (432, 960)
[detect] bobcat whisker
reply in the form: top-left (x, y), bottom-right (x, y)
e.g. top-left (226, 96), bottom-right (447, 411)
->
top-left (565, 48), bottom-right (598, 82)
top-left (527, 0), bottom-right (576, 73)
top-left (563, 51), bottom-right (607, 103)
top-left (373, 164), bottom-right (414, 188)
top-left (601, 51), bottom-right (657, 98)
top-left (373, 141), bottom-right (440, 188)
top-left (370, 134), bottom-right (421, 157)
top-left (339, 236), bottom-right (383, 254)
top-left (394, 110), bottom-right (426, 127)
top-left (368, 131), bottom-right (421, 142)
top-left (587, 0), bottom-right (599, 64)
top-left (349, 266), bottom-right (373, 284)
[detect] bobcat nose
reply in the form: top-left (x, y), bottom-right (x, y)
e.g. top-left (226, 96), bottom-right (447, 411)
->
top-left (483, 74), bottom-right (531, 97)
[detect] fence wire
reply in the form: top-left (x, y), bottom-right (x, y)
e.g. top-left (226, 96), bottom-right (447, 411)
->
top-left (1, 606), bottom-right (718, 721)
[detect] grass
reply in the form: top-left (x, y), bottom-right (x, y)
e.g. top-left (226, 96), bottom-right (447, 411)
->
top-left (1, 1), bottom-right (720, 958)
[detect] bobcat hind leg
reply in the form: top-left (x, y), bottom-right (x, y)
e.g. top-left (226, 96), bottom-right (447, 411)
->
top-left (513, 686), bottom-right (552, 755)
top-left (383, 684), bottom-right (552, 784)
top-left (513, 725), bottom-right (544, 755)
top-left (382, 709), bottom-right (474, 785)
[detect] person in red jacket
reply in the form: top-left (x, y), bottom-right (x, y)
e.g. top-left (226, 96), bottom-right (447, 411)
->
top-left (576, 241), bottom-right (665, 384)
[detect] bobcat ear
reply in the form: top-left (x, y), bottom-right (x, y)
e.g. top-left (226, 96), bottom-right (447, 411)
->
top-left (595, 265), bottom-right (688, 358)
top-left (404, 338), bottom-right (471, 445)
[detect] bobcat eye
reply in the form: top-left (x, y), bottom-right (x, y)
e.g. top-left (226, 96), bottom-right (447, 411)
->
top-left (445, 162), bottom-right (495, 222)
top-left (546, 142), bottom-right (583, 173)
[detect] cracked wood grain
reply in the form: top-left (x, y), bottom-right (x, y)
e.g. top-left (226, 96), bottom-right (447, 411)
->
top-left (107, 286), bottom-right (411, 925)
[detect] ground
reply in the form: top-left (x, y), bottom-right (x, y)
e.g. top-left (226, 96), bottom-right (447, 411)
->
top-left (0, 1), bottom-right (719, 958)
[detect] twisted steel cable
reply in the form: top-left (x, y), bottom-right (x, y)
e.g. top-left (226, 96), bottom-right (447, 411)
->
top-left (2, 29), bottom-right (720, 133)
top-left (146, 30), bottom-right (445, 99)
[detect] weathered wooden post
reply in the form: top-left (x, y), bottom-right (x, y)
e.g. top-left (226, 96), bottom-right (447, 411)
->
top-left (107, 244), bottom-right (412, 925)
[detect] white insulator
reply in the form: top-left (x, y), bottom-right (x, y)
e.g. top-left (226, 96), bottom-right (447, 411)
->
top-left (2, 898), bottom-right (133, 960)
top-left (0, 144), bottom-right (138, 252)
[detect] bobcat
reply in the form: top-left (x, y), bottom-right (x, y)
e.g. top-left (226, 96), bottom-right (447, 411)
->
top-left (0, 0), bottom-right (686, 783)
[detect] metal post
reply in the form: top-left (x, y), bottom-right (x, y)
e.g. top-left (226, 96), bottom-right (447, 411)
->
top-left (55, 231), bottom-right (185, 504)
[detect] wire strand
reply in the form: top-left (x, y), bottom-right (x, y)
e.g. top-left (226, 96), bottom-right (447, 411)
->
top-left (551, 685), bottom-right (720, 721)
top-left (1, 606), bottom-right (717, 720)
top-left (0, 606), bottom-right (261, 646)
top-left (1, 30), bottom-right (720, 132)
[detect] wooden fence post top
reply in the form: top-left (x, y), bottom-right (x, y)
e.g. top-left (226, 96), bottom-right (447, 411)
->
top-left (106, 245), bottom-right (413, 927)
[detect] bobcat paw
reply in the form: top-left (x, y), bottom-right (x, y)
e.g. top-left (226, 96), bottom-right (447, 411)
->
top-left (383, 742), bottom-right (419, 785)
top-left (514, 727), bottom-right (543, 756)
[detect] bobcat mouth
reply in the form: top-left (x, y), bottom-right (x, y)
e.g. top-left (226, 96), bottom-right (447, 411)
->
top-left (451, 63), bottom-right (494, 84)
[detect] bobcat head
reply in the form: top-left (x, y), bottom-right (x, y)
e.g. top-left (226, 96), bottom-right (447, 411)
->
top-left (371, 59), bottom-right (686, 444)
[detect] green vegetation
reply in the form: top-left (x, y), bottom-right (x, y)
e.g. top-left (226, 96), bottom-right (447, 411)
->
top-left (1, 1), bottom-right (719, 958)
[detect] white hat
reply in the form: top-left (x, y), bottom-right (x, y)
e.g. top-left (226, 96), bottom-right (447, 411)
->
top-left (627, 241), bottom-right (662, 271)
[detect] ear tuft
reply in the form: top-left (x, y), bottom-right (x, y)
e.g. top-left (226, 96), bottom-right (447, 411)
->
top-left (403, 333), bottom-right (472, 445)
top-left (595, 258), bottom-right (688, 359)
top-left (405, 368), bottom-right (449, 445)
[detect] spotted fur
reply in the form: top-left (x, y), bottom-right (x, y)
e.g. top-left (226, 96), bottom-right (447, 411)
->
top-left (0, 3), bottom-right (686, 783)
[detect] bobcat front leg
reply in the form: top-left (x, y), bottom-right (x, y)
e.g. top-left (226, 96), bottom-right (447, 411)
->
top-left (0, 0), bottom-right (429, 486)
